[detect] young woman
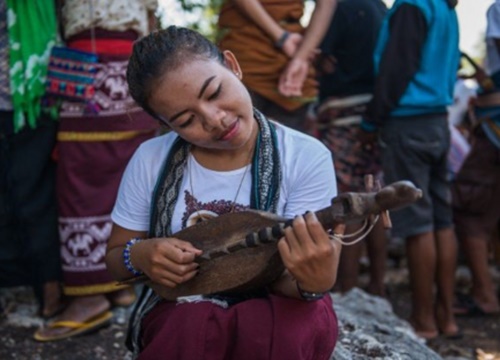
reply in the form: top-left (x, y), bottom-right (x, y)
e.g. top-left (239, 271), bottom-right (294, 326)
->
top-left (105, 26), bottom-right (343, 359)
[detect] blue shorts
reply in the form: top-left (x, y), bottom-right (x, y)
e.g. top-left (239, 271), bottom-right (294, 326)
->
top-left (378, 114), bottom-right (453, 239)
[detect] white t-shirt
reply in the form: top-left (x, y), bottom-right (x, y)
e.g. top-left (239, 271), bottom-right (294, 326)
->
top-left (486, 0), bottom-right (500, 75)
top-left (111, 123), bottom-right (337, 233)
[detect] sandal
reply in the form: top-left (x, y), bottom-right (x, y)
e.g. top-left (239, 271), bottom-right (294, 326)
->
top-left (33, 310), bottom-right (113, 342)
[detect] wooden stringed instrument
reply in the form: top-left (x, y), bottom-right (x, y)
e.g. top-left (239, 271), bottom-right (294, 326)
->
top-left (120, 180), bottom-right (422, 300)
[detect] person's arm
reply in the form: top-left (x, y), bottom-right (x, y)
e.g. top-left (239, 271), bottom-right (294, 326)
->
top-left (278, 0), bottom-right (337, 96)
top-left (315, 3), bottom-right (345, 76)
top-left (362, 4), bottom-right (428, 130)
top-left (269, 139), bottom-right (342, 299)
top-left (293, 0), bottom-right (337, 63)
top-left (232, 0), bottom-right (303, 57)
top-left (105, 224), bottom-right (202, 286)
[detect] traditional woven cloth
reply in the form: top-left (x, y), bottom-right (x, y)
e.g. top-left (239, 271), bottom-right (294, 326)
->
top-left (57, 33), bottom-right (159, 296)
top-left (6, 0), bottom-right (57, 131)
top-left (316, 94), bottom-right (382, 192)
top-left (127, 109), bottom-right (282, 356)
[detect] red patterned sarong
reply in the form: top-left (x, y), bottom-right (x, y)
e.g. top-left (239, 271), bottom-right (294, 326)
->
top-left (57, 32), bottom-right (159, 296)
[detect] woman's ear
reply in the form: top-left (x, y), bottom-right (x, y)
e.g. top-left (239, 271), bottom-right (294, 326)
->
top-left (222, 50), bottom-right (243, 80)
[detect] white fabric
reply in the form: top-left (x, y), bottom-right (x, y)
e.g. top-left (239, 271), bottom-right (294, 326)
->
top-left (447, 79), bottom-right (478, 127)
top-left (62, 0), bottom-right (158, 39)
top-left (486, 0), bottom-right (500, 75)
top-left (111, 123), bottom-right (337, 233)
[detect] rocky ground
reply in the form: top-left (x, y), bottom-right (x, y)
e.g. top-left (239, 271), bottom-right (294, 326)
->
top-left (1, 261), bottom-right (499, 360)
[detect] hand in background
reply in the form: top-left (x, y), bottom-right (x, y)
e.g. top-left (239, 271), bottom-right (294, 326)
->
top-left (278, 57), bottom-right (309, 97)
top-left (278, 47), bottom-right (320, 97)
top-left (281, 32), bottom-right (303, 58)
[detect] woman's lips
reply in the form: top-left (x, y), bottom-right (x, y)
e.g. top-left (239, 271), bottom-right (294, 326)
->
top-left (219, 118), bottom-right (239, 141)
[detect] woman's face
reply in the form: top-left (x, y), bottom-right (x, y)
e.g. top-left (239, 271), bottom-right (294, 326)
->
top-left (149, 51), bottom-right (256, 153)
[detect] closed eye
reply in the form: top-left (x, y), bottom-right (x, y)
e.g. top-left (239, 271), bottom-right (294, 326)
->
top-left (207, 84), bottom-right (222, 101)
top-left (179, 115), bottom-right (194, 128)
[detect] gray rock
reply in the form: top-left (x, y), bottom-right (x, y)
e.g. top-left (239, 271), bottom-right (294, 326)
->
top-left (330, 288), bottom-right (442, 360)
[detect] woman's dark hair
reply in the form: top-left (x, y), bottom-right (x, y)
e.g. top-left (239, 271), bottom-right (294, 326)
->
top-left (127, 26), bottom-right (225, 120)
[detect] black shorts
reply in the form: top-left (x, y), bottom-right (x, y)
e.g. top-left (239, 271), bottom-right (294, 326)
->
top-left (379, 114), bottom-right (453, 239)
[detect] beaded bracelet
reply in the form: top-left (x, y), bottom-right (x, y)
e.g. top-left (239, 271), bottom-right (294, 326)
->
top-left (123, 238), bottom-right (144, 276)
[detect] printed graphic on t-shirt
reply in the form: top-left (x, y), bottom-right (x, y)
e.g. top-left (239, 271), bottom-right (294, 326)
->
top-left (182, 191), bottom-right (249, 228)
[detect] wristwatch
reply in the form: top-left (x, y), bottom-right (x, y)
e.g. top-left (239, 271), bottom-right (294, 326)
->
top-left (297, 282), bottom-right (325, 301)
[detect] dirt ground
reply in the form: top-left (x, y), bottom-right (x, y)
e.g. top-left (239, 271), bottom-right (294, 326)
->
top-left (1, 264), bottom-right (499, 360)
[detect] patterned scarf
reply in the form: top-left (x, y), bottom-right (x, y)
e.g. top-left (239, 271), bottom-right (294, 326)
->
top-left (126, 109), bottom-right (282, 356)
top-left (6, 0), bottom-right (57, 132)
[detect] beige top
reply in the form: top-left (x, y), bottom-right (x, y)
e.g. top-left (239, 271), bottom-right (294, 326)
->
top-left (62, 0), bottom-right (158, 38)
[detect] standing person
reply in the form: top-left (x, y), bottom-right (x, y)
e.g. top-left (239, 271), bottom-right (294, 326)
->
top-left (359, 0), bottom-right (461, 339)
top-left (451, 0), bottom-right (500, 317)
top-left (33, 0), bottom-right (159, 342)
top-left (217, 0), bottom-right (337, 133)
top-left (0, 0), bottom-right (64, 320)
top-left (485, 0), bottom-right (500, 90)
top-left (105, 26), bottom-right (343, 359)
top-left (314, 0), bottom-right (388, 297)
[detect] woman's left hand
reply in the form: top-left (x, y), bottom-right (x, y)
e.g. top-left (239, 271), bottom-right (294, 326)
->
top-left (277, 212), bottom-right (343, 293)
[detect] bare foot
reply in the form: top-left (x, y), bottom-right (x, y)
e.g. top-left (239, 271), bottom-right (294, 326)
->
top-left (436, 302), bottom-right (460, 337)
top-left (107, 287), bottom-right (137, 307)
top-left (41, 281), bottom-right (65, 319)
top-left (409, 317), bottom-right (439, 340)
top-left (471, 292), bottom-right (500, 314)
top-left (35, 295), bottom-right (111, 339)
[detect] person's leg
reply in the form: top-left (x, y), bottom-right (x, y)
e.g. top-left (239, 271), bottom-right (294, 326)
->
top-left (3, 115), bottom-right (64, 317)
top-left (452, 132), bottom-right (500, 314)
top-left (406, 231), bottom-right (438, 339)
top-left (459, 231), bottom-right (499, 313)
top-left (365, 220), bottom-right (388, 297)
top-left (107, 287), bottom-right (137, 307)
top-left (336, 223), bottom-right (363, 293)
top-left (434, 227), bottom-right (460, 335)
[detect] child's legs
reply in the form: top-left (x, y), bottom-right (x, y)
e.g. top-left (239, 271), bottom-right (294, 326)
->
top-left (366, 220), bottom-right (388, 297)
top-left (459, 231), bottom-right (499, 311)
top-left (336, 223), bottom-right (363, 292)
top-left (406, 231), bottom-right (437, 334)
top-left (452, 132), bottom-right (500, 312)
top-left (434, 226), bottom-right (459, 333)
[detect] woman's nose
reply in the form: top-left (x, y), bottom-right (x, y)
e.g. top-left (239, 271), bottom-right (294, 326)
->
top-left (202, 107), bottom-right (227, 131)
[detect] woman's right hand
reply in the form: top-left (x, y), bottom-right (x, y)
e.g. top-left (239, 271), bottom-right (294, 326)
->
top-left (133, 238), bottom-right (203, 288)
top-left (281, 32), bottom-right (302, 58)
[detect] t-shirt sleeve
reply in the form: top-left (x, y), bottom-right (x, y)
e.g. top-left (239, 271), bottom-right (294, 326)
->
top-left (111, 148), bottom-right (153, 232)
top-left (281, 140), bottom-right (337, 219)
top-left (486, 3), bottom-right (500, 39)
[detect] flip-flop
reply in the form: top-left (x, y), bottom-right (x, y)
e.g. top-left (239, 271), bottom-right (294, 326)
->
top-left (33, 310), bottom-right (113, 342)
top-left (440, 330), bottom-right (464, 340)
top-left (454, 293), bottom-right (500, 317)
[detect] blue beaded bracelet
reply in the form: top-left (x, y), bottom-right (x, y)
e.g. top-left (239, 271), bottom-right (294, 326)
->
top-left (123, 238), bottom-right (144, 276)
